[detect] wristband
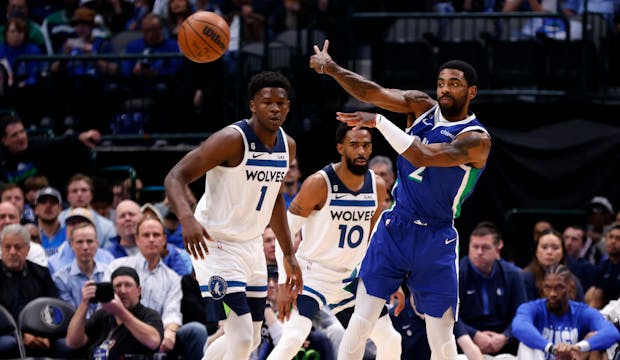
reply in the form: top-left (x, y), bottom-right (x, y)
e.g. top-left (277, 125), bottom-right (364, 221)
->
top-left (374, 114), bottom-right (414, 154)
top-left (544, 343), bottom-right (554, 354)
top-left (576, 341), bottom-right (590, 352)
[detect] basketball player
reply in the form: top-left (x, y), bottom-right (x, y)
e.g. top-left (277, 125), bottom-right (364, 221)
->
top-left (268, 123), bottom-right (402, 360)
top-left (310, 41), bottom-right (492, 360)
top-left (164, 71), bottom-right (303, 360)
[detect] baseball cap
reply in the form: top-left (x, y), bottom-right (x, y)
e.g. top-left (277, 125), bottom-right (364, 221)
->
top-left (65, 207), bottom-right (95, 225)
top-left (111, 266), bottom-right (140, 286)
top-left (589, 196), bottom-right (614, 215)
top-left (140, 202), bottom-right (164, 223)
top-left (35, 187), bottom-right (62, 205)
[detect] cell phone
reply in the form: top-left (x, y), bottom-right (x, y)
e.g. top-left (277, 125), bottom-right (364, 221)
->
top-left (90, 282), bottom-right (114, 303)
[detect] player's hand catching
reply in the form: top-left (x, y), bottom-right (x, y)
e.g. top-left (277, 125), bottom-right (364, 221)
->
top-left (282, 254), bottom-right (303, 295)
top-left (180, 216), bottom-right (213, 259)
top-left (336, 111), bottom-right (377, 129)
top-left (310, 39), bottom-right (333, 74)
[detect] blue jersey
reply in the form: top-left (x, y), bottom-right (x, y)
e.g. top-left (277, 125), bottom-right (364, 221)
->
top-left (513, 299), bottom-right (620, 353)
top-left (393, 104), bottom-right (488, 220)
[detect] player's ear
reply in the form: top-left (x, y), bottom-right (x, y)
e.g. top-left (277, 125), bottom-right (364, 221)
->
top-left (336, 143), bottom-right (344, 156)
top-left (249, 99), bottom-right (256, 113)
top-left (468, 85), bottom-right (477, 101)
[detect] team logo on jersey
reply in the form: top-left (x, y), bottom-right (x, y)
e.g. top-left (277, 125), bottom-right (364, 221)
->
top-left (208, 275), bottom-right (227, 300)
top-left (440, 129), bottom-right (455, 139)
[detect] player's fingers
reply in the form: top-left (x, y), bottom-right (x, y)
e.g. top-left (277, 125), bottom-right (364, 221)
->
top-left (199, 239), bottom-right (209, 256)
top-left (194, 241), bottom-right (205, 260)
top-left (323, 39), bottom-right (329, 52)
top-left (313, 44), bottom-right (320, 54)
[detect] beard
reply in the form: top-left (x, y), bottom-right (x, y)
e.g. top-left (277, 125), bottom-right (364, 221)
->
top-left (438, 95), bottom-right (466, 118)
top-left (346, 157), bottom-right (368, 175)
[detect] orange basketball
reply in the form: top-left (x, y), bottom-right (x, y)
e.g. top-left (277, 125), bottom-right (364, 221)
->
top-left (178, 11), bottom-right (230, 63)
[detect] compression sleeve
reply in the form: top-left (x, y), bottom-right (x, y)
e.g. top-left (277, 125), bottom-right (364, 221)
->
top-left (374, 114), bottom-right (415, 154)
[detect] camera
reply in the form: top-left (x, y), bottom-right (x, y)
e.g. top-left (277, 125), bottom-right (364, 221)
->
top-left (90, 282), bottom-right (114, 303)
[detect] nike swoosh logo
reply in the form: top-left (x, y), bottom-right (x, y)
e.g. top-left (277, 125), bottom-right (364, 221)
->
top-left (466, 290), bottom-right (476, 295)
top-left (402, 324), bottom-right (411, 329)
top-left (252, 153), bottom-right (264, 158)
top-left (335, 194), bottom-right (347, 199)
top-left (445, 238), bottom-right (456, 245)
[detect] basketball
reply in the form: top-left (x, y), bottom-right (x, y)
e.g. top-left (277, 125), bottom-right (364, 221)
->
top-left (178, 11), bottom-right (230, 63)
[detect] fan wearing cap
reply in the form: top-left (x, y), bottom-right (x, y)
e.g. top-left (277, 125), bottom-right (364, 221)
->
top-left (66, 266), bottom-right (164, 358)
top-left (582, 196), bottom-right (615, 266)
top-left (47, 207), bottom-right (115, 275)
top-left (34, 186), bottom-right (65, 257)
top-left (50, 7), bottom-right (115, 75)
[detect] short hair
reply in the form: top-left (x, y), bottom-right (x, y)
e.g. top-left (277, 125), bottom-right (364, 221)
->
top-left (1, 183), bottom-right (22, 196)
top-left (67, 173), bottom-right (94, 192)
top-left (70, 222), bottom-right (97, 241)
top-left (136, 215), bottom-right (165, 235)
top-left (470, 221), bottom-right (502, 246)
top-left (335, 122), bottom-right (371, 144)
top-left (248, 71), bottom-right (291, 100)
top-left (0, 114), bottom-right (22, 138)
top-left (5, 17), bottom-right (29, 39)
top-left (439, 60), bottom-right (478, 87)
top-left (0, 223), bottom-right (30, 246)
top-left (23, 175), bottom-right (49, 192)
top-left (368, 155), bottom-right (394, 173)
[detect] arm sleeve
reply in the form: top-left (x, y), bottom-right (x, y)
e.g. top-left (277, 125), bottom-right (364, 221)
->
top-left (581, 306), bottom-right (620, 350)
top-left (512, 301), bottom-right (550, 351)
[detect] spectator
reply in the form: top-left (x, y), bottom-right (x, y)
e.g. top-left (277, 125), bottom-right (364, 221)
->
top-left (58, 173), bottom-right (116, 249)
top-left (0, 0), bottom-right (46, 49)
top-left (0, 115), bottom-right (100, 186)
top-left (1, 182), bottom-right (35, 223)
top-left (0, 201), bottom-right (46, 266)
top-left (50, 7), bottom-right (116, 76)
top-left (166, 0), bottom-right (192, 37)
top-left (0, 17), bottom-right (42, 90)
top-left (47, 207), bottom-right (115, 275)
top-left (34, 186), bottom-right (65, 256)
top-left (522, 228), bottom-right (586, 301)
top-left (283, 156), bottom-right (301, 209)
top-left (585, 223), bottom-right (620, 310)
top-left (455, 222), bottom-right (526, 359)
top-left (121, 13), bottom-right (181, 78)
top-left (65, 266), bottom-right (163, 358)
top-left (22, 175), bottom-right (48, 212)
top-left (368, 155), bottom-right (395, 190)
top-left (563, 224), bottom-right (596, 292)
top-left (52, 222), bottom-right (108, 318)
top-left (512, 264), bottom-right (620, 359)
top-left (583, 196), bottom-right (615, 266)
top-left (263, 225), bottom-right (277, 269)
top-left (0, 224), bottom-right (74, 358)
top-left (84, 0), bottom-right (135, 34)
top-left (107, 199), bottom-right (192, 276)
top-left (104, 216), bottom-right (207, 359)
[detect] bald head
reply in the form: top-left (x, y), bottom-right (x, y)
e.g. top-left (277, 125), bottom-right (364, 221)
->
top-left (115, 200), bottom-right (142, 242)
top-left (0, 201), bottom-right (20, 230)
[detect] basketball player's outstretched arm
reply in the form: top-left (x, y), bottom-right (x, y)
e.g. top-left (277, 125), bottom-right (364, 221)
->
top-left (336, 111), bottom-right (491, 169)
top-left (164, 128), bottom-right (244, 259)
top-left (310, 40), bottom-right (436, 118)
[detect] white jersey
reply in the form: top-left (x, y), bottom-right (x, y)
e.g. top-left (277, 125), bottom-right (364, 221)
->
top-left (194, 120), bottom-right (289, 242)
top-left (296, 164), bottom-right (378, 276)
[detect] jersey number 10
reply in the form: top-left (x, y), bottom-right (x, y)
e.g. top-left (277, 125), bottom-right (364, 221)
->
top-left (338, 224), bottom-right (364, 248)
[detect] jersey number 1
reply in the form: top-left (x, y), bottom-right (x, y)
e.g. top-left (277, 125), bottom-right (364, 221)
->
top-left (338, 224), bottom-right (364, 248)
top-left (256, 186), bottom-right (267, 211)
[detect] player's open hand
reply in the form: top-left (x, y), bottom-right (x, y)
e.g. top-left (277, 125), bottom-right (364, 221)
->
top-left (180, 216), bottom-right (213, 259)
top-left (283, 254), bottom-right (303, 295)
top-left (310, 39), bottom-right (333, 74)
top-left (336, 111), bottom-right (377, 129)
